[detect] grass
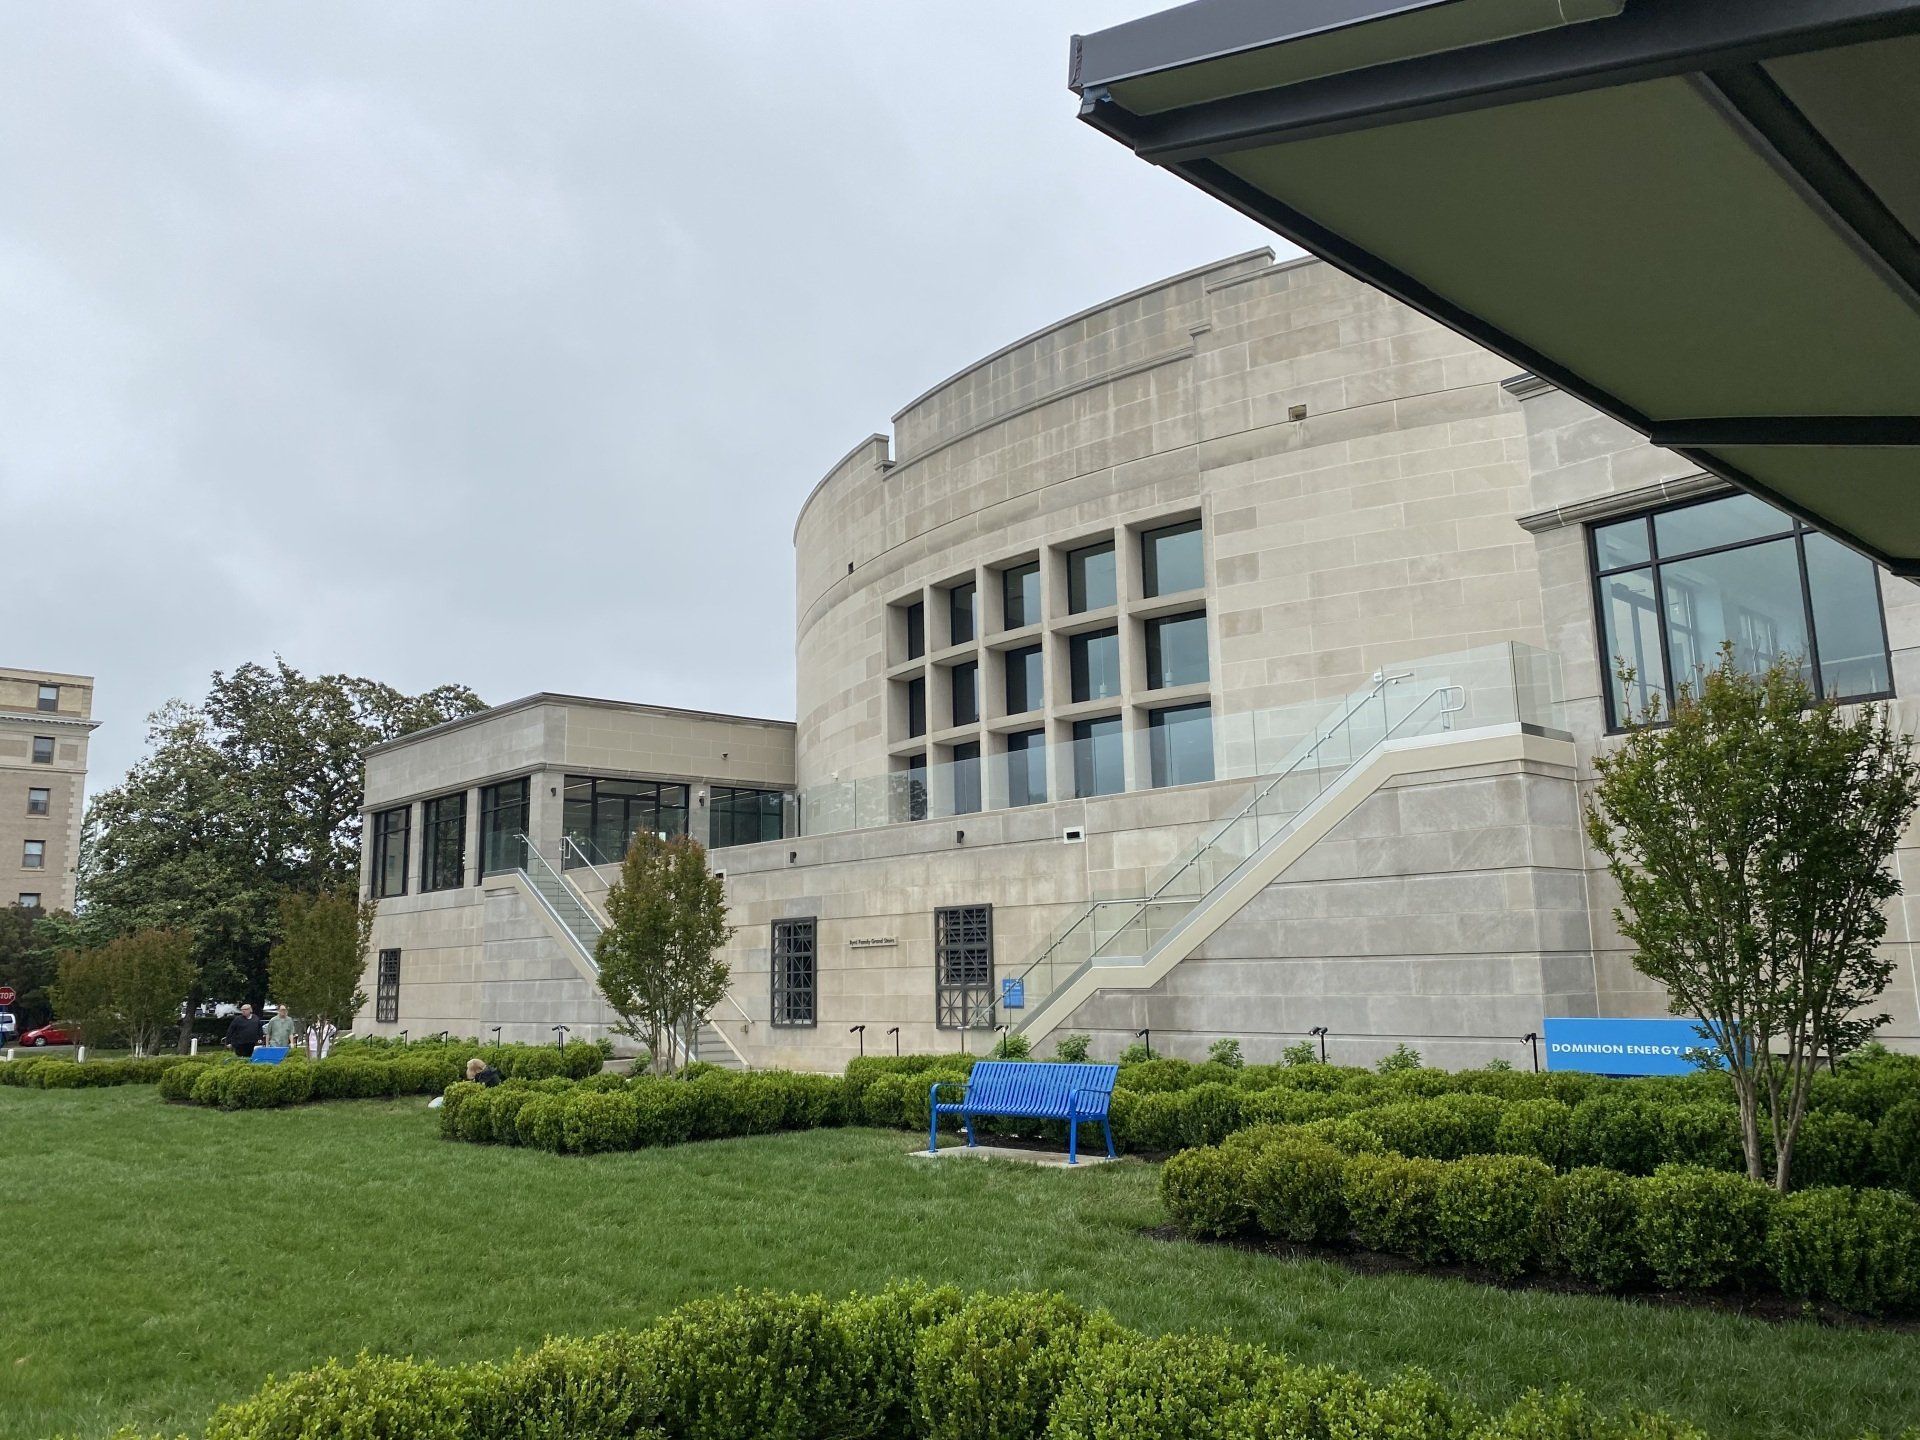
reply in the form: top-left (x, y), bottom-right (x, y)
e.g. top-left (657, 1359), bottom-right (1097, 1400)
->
top-left (4, 1090), bottom-right (1916, 1440)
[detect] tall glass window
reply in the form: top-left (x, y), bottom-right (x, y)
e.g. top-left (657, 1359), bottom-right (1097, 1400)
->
top-left (710, 787), bottom-right (785, 849)
top-left (1006, 728), bottom-right (1047, 807)
top-left (479, 778), bottom-right (530, 877)
top-left (906, 676), bottom-right (927, 738)
top-left (371, 805), bottom-right (410, 898)
top-left (948, 581), bottom-right (977, 646)
top-left (1004, 644), bottom-right (1043, 714)
top-left (771, 918), bottom-right (817, 1027)
top-left (903, 754), bottom-right (929, 822)
top-left (1067, 541), bottom-right (1117, 613)
top-left (952, 741), bottom-right (982, 815)
top-left (1070, 628), bottom-right (1121, 703)
top-left (562, 777), bottom-right (689, 867)
top-left (1591, 494), bottom-right (1891, 728)
top-left (1146, 611), bottom-right (1210, 689)
top-left (420, 793), bottom-right (466, 892)
top-left (1002, 562), bottom-right (1040, 629)
top-left (904, 600), bottom-right (926, 661)
top-left (951, 661), bottom-right (979, 727)
top-left (1142, 520), bottom-right (1204, 597)
top-left (1149, 703), bottom-right (1215, 787)
top-left (1071, 716), bottom-right (1124, 798)
top-left (375, 949), bottom-right (401, 1023)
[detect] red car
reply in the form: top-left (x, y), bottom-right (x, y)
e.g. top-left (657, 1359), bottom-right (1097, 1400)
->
top-left (19, 1022), bottom-right (74, 1047)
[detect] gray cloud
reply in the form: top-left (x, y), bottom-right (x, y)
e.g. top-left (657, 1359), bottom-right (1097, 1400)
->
top-left (1, 2), bottom-right (1278, 789)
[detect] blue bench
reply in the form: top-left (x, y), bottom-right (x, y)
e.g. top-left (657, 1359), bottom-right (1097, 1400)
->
top-left (249, 1047), bottom-right (290, 1065)
top-left (928, 1060), bottom-right (1119, 1164)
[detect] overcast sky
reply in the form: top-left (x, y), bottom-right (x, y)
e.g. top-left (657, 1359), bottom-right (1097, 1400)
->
top-left (4, 3), bottom-right (1280, 791)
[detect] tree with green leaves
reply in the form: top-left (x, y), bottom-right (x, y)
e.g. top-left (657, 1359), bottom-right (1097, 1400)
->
top-left (268, 891), bottom-right (374, 1029)
top-left (0, 905), bottom-right (86, 1033)
top-left (80, 659), bottom-right (483, 1041)
top-left (594, 835), bottom-right (732, 1072)
top-left (49, 928), bottom-right (196, 1055)
top-left (1587, 650), bottom-right (1920, 1191)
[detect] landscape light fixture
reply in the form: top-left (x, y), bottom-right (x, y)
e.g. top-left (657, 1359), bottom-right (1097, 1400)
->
top-left (1135, 1027), bottom-right (1151, 1061)
top-left (850, 1023), bottom-right (866, 1056)
top-left (1308, 1026), bottom-right (1329, 1063)
top-left (887, 1026), bottom-right (900, 1056)
top-left (551, 1024), bottom-right (569, 1051)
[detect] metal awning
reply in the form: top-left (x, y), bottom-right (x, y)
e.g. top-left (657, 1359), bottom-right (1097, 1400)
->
top-left (1071, 0), bottom-right (1920, 573)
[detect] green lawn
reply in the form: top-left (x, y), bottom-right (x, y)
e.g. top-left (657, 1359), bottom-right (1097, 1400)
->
top-left (4, 1089), bottom-right (1916, 1440)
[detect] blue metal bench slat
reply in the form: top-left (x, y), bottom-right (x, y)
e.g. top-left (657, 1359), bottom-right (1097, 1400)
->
top-left (927, 1060), bottom-right (1118, 1164)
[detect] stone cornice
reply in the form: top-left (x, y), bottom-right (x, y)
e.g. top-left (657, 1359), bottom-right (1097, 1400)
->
top-left (1516, 472), bottom-right (1728, 534)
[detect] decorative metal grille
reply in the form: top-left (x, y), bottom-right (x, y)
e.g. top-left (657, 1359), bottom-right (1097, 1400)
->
top-left (771, 918), bottom-right (817, 1028)
top-left (935, 904), bottom-right (993, 1031)
top-left (375, 949), bottom-right (401, 1024)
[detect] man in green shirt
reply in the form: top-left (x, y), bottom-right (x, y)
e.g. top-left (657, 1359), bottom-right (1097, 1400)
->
top-left (265, 1007), bottom-right (296, 1049)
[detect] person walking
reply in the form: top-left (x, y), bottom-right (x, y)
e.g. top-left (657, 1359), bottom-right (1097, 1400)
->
top-left (224, 1004), bottom-right (265, 1058)
top-left (265, 1007), bottom-right (296, 1049)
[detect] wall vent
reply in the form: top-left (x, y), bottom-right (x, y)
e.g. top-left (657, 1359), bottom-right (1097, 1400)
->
top-left (1062, 826), bottom-right (1085, 844)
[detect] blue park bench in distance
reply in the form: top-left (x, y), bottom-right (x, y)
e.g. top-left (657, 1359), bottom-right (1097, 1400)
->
top-left (928, 1060), bottom-right (1119, 1164)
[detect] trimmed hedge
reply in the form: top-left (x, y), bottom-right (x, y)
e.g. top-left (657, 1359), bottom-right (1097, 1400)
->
top-left (0, 1053), bottom-right (211, 1089)
top-left (1161, 1137), bottom-right (1920, 1315)
top-left (165, 1042), bottom-right (608, 1110)
top-left (186, 1284), bottom-right (1732, 1440)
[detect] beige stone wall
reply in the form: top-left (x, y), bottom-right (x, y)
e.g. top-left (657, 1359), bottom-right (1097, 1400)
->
top-left (792, 252), bottom-right (1548, 795)
top-left (1514, 387), bottom-right (1920, 1036)
top-left (0, 667), bottom-right (95, 914)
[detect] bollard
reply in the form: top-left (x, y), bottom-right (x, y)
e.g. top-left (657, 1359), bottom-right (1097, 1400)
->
top-left (190, 1037), bottom-right (199, 1056)
top-left (77, 1045), bottom-right (87, 1064)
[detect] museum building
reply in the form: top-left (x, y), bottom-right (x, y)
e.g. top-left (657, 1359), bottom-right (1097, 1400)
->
top-left (357, 249), bottom-right (1920, 1069)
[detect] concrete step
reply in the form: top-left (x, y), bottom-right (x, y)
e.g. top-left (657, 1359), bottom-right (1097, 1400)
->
top-left (695, 1023), bottom-right (745, 1070)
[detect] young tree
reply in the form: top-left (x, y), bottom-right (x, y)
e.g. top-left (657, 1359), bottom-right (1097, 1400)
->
top-left (268, 891), bottom-right (374, 1029)
top-left (49, 928), bottom-right (196, 1055)
top-left (594, 835), bottom-right (732, 1072)
top-left (1587, 651), bottom-right (1920, 1190)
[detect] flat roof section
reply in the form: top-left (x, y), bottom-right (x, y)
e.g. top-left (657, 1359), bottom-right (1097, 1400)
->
top-left (1071, 0), bottom-right (1920, 574)
top-left (363, 691), bottom-right (795, 759)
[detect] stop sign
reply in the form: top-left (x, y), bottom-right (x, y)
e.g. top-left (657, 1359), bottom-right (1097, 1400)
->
top-left (0, 987), bottom-right (15, 1006)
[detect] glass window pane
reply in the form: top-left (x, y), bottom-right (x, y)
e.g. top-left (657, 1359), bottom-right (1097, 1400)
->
top-left (1804, 533), bottom-right (1891, 699)
top-left (953, 742), bottom-right (981, 815)
top-left (1143, 520), bottom-right (1203, 597)
top-left (948, 582), bottom-right (976, 646)
top-left (1598, 568), bottom-right (1665, 722)
top-left (1002, 563), bottom-right (1040, 629)
top-left (905, 601), bottom-right (925, 661)
top-left (1592, 517), bottom-right (1651, 570)
top-left (1005, 644), bottom-right (1042, 714)
top-left (951, 661), bottom-right (979, 727)
top-left (1006, 729), bottom-right (1047, 807)
top-left (1072, 716), bottom-right (1124, 797)
top-left (905, 755), bottom-right (928, 822)
top-left (1653, 493), bottom-right (1792, 557)
top-left (1149, 703), bottom-right (1215, 787)
top-left (906, 677), bottom-right (926, 737)
top-left (1662, 537), bottom-right (1810, 692)
top-left (1070, 628), bottom-right (1121, 703)
top-left (1146, 611), bottom-right (1210, 689)
top-left (1067, 542), bottom-right (1116, 613)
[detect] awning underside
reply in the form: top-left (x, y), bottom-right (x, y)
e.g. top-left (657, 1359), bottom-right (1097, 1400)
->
top-left (1075, 2), bottom-right (1920, 572)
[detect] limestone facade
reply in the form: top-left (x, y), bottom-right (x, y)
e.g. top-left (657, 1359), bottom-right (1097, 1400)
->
top-left (0, 667), bottom-right (95, 915)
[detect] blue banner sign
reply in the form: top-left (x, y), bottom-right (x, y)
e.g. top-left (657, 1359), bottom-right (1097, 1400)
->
top-left (1001, 978), bottom-right (1025, 1010)
top-left (1542, 1016), bottom-right (1721, 1076)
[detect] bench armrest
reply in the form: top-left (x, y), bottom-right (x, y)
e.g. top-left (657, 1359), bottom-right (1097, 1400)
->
top-left (1067, 1086), bottom-right (1112, 1113)
top-left (928, 1079), bottom-right (968, 1104)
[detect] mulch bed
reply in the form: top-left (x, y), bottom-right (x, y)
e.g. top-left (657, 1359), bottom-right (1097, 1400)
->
top-left (1139, 1224), bottom-right (1920, 1332)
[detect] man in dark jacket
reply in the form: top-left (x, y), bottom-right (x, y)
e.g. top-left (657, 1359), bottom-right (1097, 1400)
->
top-left (225, 1004), bottom-right (265, 1057)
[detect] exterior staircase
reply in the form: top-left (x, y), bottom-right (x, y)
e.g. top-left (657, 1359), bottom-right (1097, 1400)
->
top-left (1007, 643), bottom-right (1561, 1044)
top-left (694, 1020), bottom-right (746, 1070)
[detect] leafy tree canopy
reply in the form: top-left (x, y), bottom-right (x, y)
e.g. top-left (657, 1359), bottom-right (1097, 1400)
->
top-left (268, 890), bottom-right (374, 1028)
top-left (79, 659), bottom-right (482, 1013)
top-left (595, 834), bottom-right (732, 1072)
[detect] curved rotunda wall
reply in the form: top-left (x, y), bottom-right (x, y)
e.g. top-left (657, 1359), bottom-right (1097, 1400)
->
top-left (790, 248), bottom-right (1548, 797)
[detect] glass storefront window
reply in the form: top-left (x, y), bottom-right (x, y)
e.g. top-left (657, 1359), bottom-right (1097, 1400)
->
top-left (479, 779), bottom-right (529, 877)
top-left (562, 777), bottom-right (690, 867)
top-left (710, 787), bottom-right (785, 849)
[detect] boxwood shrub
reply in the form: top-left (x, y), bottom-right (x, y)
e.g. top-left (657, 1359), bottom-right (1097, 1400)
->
top-left (1550, 1167), bottom-right (1644, 1291)
top-left (195, 1284), bottom-right (1725, 1440)
top-left (1766, 1186), bottom-right (1920, 1315)
top-left (1434, 1154), bottom-right (1554, 1278)
top-left (1634, 1165), bottom-right (1776, 1291)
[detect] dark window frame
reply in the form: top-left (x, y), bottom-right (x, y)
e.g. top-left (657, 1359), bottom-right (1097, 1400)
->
top-left (951, 660), bottom-right (980, 727)
top-left (1141, 518), bottom-right (1204, 598)
top-left (1070, 627), bottom-right (1122, 703)
top-left (371, 805), bottom-right (410, 898)
top-left (1004, 643), bottom-right (1043, 715)
top-left (375, 949), bottom-right (401, 1024)
top-left (30, 736), bottom-right (54, 765)
top-left (710, 786), bottom-right (786, 849)
top-left (25, 787), bottom-right (49, 817)
top-left (1148, 702), bottom-right (1216, 788)
top-left (17, 893), bottom-right (40, 910)
top-left (904, 600), bottom-right (926, 661)
top-left (906, 676), bottom-right (927, 738)
top-left (770, 917), bottom-right (817, 1027)
top-left (1071, 714), bottom-right (1125, 798)
top-left (1588, 493), bottom-right (1895, 733)
top-left (1001, 561), bottom-right (1041, 629)
top-left (934, 903), bottom-right (993, 1031)
top-left (1005, 727), bottom-right (1048, 807)
top-left (903, 753), bottom-right (929, 822)
top-left (478, 778), bottom-right (531, 879)
top-left (561, 775), bottom-right (690, 868)
top-left (1066, 541), bottom-right (1118, 614)
top-left (948, 580), bottom-right (977, 646)
top-left (952, 741), bottom-right (982, 816)
top-left (1145, 609), bottom-right (1211, 690)
top-left (420, 792), bottom-right (467, 893)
